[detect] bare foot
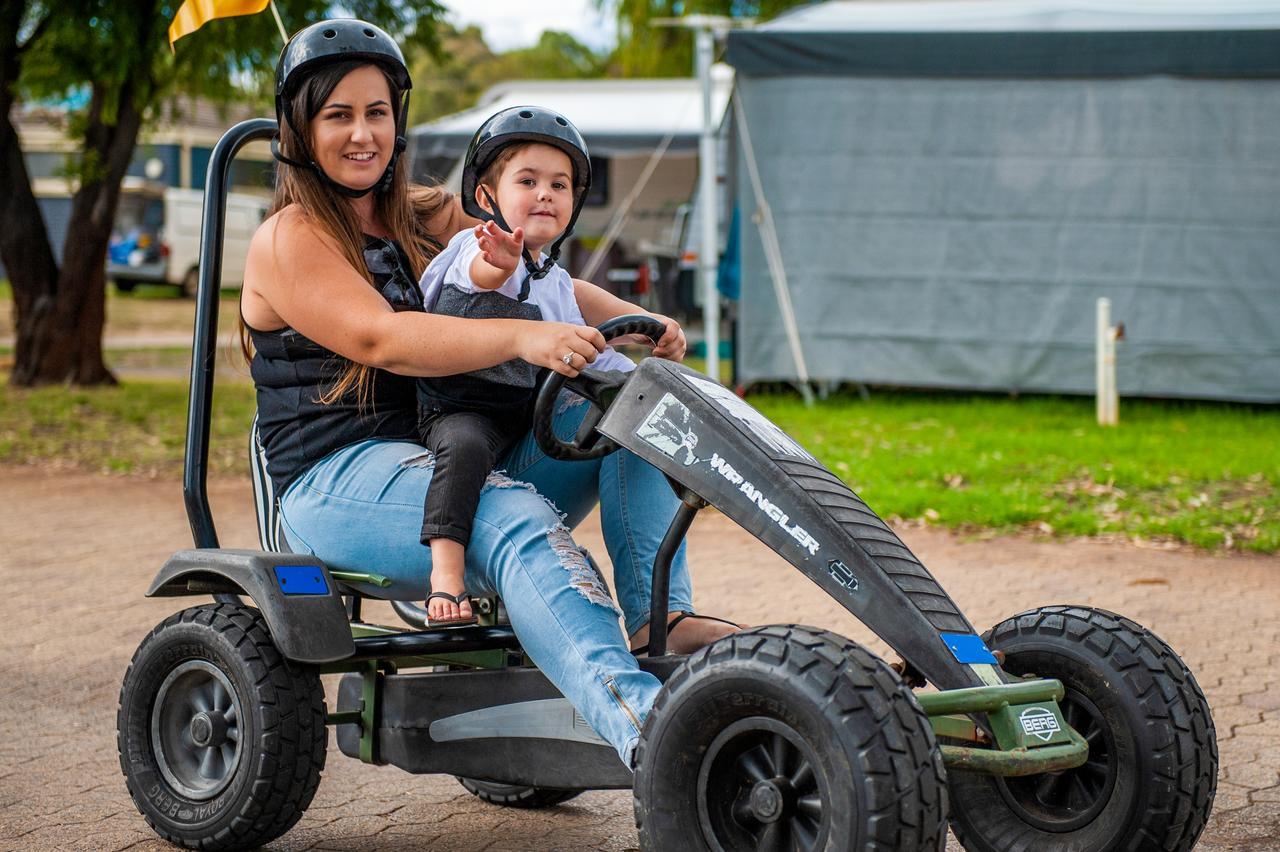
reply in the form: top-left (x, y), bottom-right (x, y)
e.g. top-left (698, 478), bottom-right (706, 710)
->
top-left (630, 611), bottom-right (742, 655)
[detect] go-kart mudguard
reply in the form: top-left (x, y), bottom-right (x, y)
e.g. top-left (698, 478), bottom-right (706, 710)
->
top-left (597, 359), bottom-right (989, 692)
top-left (147, 548), bottom-right (355, 664)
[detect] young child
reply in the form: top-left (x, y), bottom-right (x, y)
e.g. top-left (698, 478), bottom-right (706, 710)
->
top-left (415, 106), bottom-right (680, 625)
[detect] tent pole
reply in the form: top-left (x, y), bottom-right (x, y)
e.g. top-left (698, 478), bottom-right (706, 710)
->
top-left (733, 93), bottom-right (814, 405)
top-left (695, 26), bottom-right (721, 382)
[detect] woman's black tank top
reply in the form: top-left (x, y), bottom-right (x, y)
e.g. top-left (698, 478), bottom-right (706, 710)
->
top-left (249, 237), bottom-right (424, 495)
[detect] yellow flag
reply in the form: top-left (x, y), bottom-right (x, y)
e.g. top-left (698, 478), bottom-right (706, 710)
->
top-left (169, 0), bottom-right (270, 50)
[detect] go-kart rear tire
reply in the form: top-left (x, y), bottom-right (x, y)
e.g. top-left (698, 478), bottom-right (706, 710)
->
top-left (117, 603), bottom-right (327, 850)
top-left (634, 625), bottom-right (948, 852)
top-left (948, 606), bottom-right (1217, 852)
top-left (456, 777), bottom-right (583, 808)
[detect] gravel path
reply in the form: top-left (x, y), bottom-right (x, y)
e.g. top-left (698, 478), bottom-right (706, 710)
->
top-left (1, 466), bottom-right (1276, 851)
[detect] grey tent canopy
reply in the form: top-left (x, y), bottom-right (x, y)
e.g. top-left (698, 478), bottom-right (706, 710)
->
top-left (724, 0), bottom-right (1280, 401)
top-left (726, 0), bottom-right (1280, 77)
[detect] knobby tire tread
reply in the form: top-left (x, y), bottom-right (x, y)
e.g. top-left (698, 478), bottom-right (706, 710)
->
top-left (117, 603), bottom-right (327, 851)
top-left (634, 624), bottom-right (948, 851)
top-left (949, 605), bottom-right (1216, 852)
top-left (457, 777), bottom-right (582, 809)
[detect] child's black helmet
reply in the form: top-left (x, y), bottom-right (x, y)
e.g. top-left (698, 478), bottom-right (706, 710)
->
top-left (461, 106), bottom-right (592, 280)
top-left (461, 106), bottom-right (591, 220)
top-left (272, 19), bottom-right (412, 198)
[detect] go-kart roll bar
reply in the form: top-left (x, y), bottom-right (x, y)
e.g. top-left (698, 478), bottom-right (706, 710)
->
top-left (184, 118), bottom-right (277, 548)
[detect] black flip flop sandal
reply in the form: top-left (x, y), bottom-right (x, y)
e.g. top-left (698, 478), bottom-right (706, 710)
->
top-left (630, 610), bottom-right (741, 656)
top-left (425, 591), bottom-right (478, 626)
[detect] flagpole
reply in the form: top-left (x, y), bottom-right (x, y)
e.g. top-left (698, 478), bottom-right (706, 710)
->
top-left (268, 0), bottom-right (288, 44)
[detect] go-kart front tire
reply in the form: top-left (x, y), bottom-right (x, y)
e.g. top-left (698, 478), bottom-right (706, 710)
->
top-left (948, 606), bottom-right (1217, 852)
top-left (117, 603), bottom-right (327, 850)
top-left (634, 625), bottom-right (948, 852)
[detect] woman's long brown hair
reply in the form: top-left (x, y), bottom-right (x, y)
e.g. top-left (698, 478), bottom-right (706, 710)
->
top-left (240, 59), bottom-right (452, 407)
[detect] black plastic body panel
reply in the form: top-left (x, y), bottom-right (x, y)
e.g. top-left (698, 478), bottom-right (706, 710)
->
top-left (148, 548), bottom-right (355, 664)
top-left (337, 657), bottom-right (684, 788)
top-left (597, 359), bottom-right (983, 691)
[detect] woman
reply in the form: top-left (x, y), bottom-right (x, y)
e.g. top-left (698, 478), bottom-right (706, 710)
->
top-left (240, 18), bottom-right (735, 766)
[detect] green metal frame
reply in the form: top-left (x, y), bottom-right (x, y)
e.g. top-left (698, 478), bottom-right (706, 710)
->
top-left (317, 612), bottom-right (1087, 778)
top-left (919, 678), bottom-right (1089, 777)
top-left (320, 618), bottom-right (524, 763)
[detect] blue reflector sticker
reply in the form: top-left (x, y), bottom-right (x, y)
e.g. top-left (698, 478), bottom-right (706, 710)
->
top-left (940, 632), bottom-right (998, 665)
top-left (274, 565), bottom-right (328, 595)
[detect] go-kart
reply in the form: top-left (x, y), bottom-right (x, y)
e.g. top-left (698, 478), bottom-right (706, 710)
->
top-left (117, 119), bottom-right (1218, 851)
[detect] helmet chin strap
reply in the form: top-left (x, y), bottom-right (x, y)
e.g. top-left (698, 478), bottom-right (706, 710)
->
top-left (479, 186), bottom-right (554, 286)
top-left (478, 186), bottom-right (585, 286)
top-left (271, 134), bottom-right (405, 198)
top-left (273, 94), bottom-right (408, 199)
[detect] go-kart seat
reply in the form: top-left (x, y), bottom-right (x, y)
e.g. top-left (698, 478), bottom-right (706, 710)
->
top-left (249, 414), bottom-right (291, 555)
top-left (248, 415), bottom-right (495, 629)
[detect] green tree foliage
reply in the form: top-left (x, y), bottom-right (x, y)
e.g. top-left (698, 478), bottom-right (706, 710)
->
top-left (407, 24), bottom-right (604, 127)
top-left (597, 0), bottom-right (814, 77)
top-left (0, 0), bottom-right (445, 386)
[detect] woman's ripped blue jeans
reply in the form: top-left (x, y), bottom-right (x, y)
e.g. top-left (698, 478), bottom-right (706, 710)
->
top-left (277, 397), bottom-right (695, 765)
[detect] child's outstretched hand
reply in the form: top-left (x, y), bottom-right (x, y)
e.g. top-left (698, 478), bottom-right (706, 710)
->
top-left (475, 220), bottom-right (524, 275)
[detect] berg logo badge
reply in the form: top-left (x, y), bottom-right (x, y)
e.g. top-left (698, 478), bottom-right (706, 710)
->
top-left (1019, 706), bottom-right (1061, 742)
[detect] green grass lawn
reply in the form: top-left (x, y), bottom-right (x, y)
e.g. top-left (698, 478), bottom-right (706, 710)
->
top-left (1, 371), bottom-right (1276, 552)
top-left (0, 373), bottom-right (256, 477)
top-left (752, 391), bottom-right (1279, 553)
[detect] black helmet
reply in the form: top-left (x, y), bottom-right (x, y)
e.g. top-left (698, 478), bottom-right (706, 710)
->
top-left (272, 19), bottom-right (412, 198)
top-left (461, 106), bottom-right (592, 280)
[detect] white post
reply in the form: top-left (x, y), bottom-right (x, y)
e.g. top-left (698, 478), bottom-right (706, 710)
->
top-left (1107, 323), bottom-right (1120, 425)
top-left (695, 26), bottom-right (720, 382)
top-left (1096, 298), bottom-right (1118, 426)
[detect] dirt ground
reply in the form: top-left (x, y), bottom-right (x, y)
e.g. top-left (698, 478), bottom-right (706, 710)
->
top-left (1, 466), bottom-right (1277, 851)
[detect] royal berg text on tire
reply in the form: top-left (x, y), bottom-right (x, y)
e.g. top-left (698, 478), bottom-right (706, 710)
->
top-left (457, 777), bottom-right (583, 809)
top-left (948, 606), bottom-right (1217, 852)
top-left (634, 625), bottom-right (948, 852)
top-left (117, 603), bottom-right (327, 850)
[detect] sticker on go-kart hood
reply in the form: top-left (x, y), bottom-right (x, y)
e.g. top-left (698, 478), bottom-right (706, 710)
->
top-left (636, 393), bottom-right (703, 466)
top-left (708, 452), bottom-right (821, 556)
top-left (682, 374), bottom-right (816, 461)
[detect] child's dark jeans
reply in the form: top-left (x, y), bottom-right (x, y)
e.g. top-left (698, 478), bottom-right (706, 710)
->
top-left (418, 409), bottom-right (531, 547)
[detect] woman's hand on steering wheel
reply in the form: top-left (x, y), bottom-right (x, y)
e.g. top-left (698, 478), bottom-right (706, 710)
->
top-left (516, 321), bottom-right (606, 377)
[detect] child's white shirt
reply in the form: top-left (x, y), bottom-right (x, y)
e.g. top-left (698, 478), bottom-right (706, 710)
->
top-left (417, 230), bottom-right (635, 373)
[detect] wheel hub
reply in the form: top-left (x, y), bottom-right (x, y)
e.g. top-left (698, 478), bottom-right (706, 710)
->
top-left (150, 660), bottom-right (244, 802)
top-left (697, 716), bottom-right (829, 851)
top-left (748, 779), bottom-right (791, 822)
top-left (189, 711), bottom-right (229, 748)
top-left (998, 687), bottom-right (1117, 832)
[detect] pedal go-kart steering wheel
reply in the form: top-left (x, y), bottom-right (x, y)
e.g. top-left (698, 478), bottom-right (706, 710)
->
top-left (533, 314), bottom-right (668, 461)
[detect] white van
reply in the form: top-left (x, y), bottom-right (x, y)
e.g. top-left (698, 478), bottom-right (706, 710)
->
top-left (163, 187), bottom-right (270, 297)
top-left (108, 186), bottom-right (270, 297)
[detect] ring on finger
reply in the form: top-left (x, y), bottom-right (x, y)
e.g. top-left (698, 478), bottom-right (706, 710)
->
top-left (562, 352), bottom-right (575, 366)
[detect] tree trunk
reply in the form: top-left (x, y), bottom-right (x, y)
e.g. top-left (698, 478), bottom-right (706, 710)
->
top-left (0, 4), bottom-right (61, 385)
top-left (0, 94), bottom-right (61, 382)
top-left (9, 77), bottom-right (145, 385)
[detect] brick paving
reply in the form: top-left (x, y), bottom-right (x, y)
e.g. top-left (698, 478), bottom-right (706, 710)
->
top-left (1, 466), bottom-right (1277, 851)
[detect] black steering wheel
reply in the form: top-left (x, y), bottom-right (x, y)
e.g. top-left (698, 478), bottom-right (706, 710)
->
top-left (532, 314), bottom-right (669, 461)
